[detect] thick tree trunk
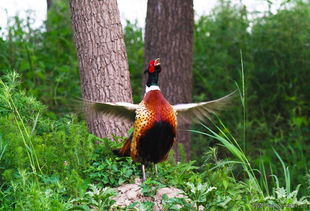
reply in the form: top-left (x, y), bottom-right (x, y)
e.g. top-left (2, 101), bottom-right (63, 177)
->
top-left (144, 0), bottom-right (194, 159)
top-left (70, 0), bottom-right (133, 138)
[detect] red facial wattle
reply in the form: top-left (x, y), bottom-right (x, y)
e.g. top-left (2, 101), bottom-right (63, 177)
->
top-left (148, 60), bottom-right (155, 73)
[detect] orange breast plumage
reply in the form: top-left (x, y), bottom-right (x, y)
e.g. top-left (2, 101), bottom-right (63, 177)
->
top-left (130, 90), bottom-right (177, 164)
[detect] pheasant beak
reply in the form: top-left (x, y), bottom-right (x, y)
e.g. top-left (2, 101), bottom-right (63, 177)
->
top-left (154, 58), bottom-right (160, 66)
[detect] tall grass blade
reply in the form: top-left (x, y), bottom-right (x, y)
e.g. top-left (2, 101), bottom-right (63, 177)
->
top-left (0, 74), bottom-right (42, 174)
top-left (190, 126), bottom-right (264, 196)
top-left (259, 161), bottom-right (270, 196)
top-left (273, 148), bottom-right (291, 193)
top-left (239, 49), bottom-right (246, 152)
top-left (0, 138), bottom-right (7, 161)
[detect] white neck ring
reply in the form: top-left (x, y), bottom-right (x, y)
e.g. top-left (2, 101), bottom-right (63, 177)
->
top-left (145, 85), bottom-right (160, 93)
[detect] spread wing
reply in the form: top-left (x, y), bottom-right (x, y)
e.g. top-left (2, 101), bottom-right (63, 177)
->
top-left (173, 90), bottom-right (237, 124)
top-left (86, 101), bottom-right (139, 122)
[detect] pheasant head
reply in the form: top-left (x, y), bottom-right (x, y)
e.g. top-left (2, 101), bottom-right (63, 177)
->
top-left (145, 58), bottom-right (161, 87)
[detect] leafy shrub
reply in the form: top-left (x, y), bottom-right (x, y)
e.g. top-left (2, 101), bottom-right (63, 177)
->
top-left (191, 1), bottom-right (251, 164)
top-left (161, 194), bottom-right (195, 210)
top-left (191, 0), bottom-right (310, 196)
top-left (0, 169), bottom-right (69, 210)
top-left (252, 186), bottom-right (310, 209)
top-left (86, 156), bottom-right (140, 187)
top-left (0, 73), bottom-right (95, 185)
top-left (248, 1), bottom-right (310, 195)
top-left (140, 179), bottom-right (165, 197)
top-left (68, 184), bottom-right (116, 211)
top-left (183, 182), bottom-right (217, 209)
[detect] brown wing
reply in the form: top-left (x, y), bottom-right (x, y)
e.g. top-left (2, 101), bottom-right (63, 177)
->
top-left (86, 101), bottom-right (139, 122)
top-left (173, 90), bottom-right (238, 124)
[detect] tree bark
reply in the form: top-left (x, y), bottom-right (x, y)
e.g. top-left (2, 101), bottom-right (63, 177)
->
top-left (70, 0), bottom-right (133, 138)
top-left (46, 0), bottom-right (62, 10)
top-left (144, 0), bottom-right (194, 159)
top-left (47, 0), bottom-right (52, 10)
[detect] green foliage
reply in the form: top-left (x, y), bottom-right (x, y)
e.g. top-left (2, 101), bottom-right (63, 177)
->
top-left (157, 159), bottom-right (198, 187)
top-left (250, 2), bottom-right (310, 122)
top-left (193, 1), bottom-right (251, 99)
top-left (68, 184), bottom-right (116, 211)
top-left (124, 20), bottom-right (144, 103)
top-left (127, 201), bottom-right (155, 211)
top-left (184, 182), bottom-right (217, 210)
top-left (247, 2), bottom-right (310, 193)
top-left (191, 0), bottom-right (310, 198)
top-left (189, 119), bottom-right (310, 210)
top-left (252, 186), bottom-right (310, 209)
top-left (0, 73), bottom-right (95, 200)
top-left (0, 169), bottom-right (69, 210)
top-left (0, 1), bottom-right (79, 114)
top-left (86, 156), bottom-right (140, 187)
top-left (161, 194), bottom-right (195, 210)
top-left (140, 179), bottom-right (165, 197)
top-left (0, 73), bottom-right (308, 209)
top-left (0, 98), bottom-right (94, 180)
top-left (191, 0), bottom-right (251, 164)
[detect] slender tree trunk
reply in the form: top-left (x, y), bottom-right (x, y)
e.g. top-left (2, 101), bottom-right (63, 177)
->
top-left (46, 0), bottom-right (62, 10)
top-left (144, 0), bottom-right (194, 159)
top-left (47, 0), bottom-right (52, 10)
top-left (70, 0), bottom-right (133, 138)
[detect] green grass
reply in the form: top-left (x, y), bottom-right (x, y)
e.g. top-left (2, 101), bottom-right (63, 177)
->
top-left (0, 72), bottom-right (42, 174)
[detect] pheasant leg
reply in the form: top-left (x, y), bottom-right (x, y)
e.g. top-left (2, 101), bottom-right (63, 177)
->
top-left (141, 164), bottom-right (146, 181)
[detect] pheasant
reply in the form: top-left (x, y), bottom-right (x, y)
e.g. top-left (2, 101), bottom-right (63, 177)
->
top-left (90, 58), bottom-right (236, 180)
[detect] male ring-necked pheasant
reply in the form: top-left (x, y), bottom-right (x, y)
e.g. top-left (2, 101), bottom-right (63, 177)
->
top-left (90, 58), bottom-right (236, 180)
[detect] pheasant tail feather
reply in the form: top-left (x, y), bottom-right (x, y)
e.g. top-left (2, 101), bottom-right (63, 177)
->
top-left (113, 135), bottom-right (132, 157)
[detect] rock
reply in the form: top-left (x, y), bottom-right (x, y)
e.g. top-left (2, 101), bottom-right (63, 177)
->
top-left (112, 178), bottom-right (186, 210)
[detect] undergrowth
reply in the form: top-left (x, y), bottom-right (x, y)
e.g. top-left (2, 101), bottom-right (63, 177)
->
top-left (1, 72), bottom-right (309, 210)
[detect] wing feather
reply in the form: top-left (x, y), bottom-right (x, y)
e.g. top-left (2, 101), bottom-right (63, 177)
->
top-left (173, 90), bottom-right (237, 124)
top-left (86, 101), bottom-right (139, 122)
